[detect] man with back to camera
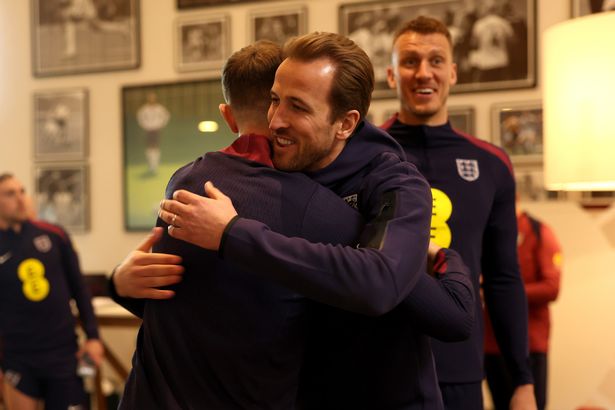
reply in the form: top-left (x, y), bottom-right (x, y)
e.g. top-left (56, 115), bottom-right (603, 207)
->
top-left (154, 32), bottom-right (475, 408)
top-left (380, 16), bottom-right (535, 409)
top-left (0, 173), bottom-right (104, 410)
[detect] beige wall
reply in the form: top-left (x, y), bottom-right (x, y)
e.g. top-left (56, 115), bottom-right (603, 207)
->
top-left (1, 1), bottom-right (614, 408)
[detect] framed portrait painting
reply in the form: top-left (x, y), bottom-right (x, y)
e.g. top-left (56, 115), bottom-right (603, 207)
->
top-left (33, 88), bottom-right (88, 161)
top-left (339, 0), bottom-right (536, 98)
top-left (34, 163), bottom-right (89, 232)
top-left (491, 101), bottom-right (543, 164)
top-left (249, 5), bottom-right (307, 45)
top-left (122, 79), bottom-right (237, 231)
top-left (31, 0), bottom-right (140, 77)
top-left (175, 14), bottom-right (231, 72)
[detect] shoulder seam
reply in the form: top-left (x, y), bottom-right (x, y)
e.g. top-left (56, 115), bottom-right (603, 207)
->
top-left (31, 220), bottom-right (67, 241)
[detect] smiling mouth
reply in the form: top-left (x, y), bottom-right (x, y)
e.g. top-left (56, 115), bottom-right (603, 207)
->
top-left (275, 136), bottom-right (295, 146)
top-left (415, 88), bottom-right (434, 95)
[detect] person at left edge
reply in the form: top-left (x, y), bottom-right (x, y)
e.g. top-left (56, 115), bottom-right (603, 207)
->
top-left (0, 173), bottom-right (104, 410)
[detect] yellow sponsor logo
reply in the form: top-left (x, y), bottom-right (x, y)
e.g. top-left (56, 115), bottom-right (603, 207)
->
top-left (17, 258), bottom-right (50, 302)
top-left (431, 188), bottom-right (453, 248)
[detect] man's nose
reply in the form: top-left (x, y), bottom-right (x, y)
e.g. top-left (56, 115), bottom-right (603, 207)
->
top-left (268, 105), bottom-right (288, 131)
top-left (415, 60), bottom-right (432, 79)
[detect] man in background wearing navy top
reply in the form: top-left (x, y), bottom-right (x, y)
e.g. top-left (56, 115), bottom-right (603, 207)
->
top-left (157, 32), bottom-right (474, 408)
top-left (0, 173), bottom-right (103, 410)
top-left (381, 16), bottom-right (535, 409)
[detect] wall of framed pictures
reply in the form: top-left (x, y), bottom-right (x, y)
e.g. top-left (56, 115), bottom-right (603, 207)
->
top-left (2, 3), bottom-right (615, 407)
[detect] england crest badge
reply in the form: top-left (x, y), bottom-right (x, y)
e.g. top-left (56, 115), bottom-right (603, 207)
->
top-left (33, 235), bottom-right (52, 253)
top-left (456, 159), bottom-right (480, 182)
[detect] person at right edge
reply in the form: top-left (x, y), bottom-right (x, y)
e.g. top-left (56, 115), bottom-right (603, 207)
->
top-left (484, 204), bottom-right (562, 410)
top-left (381, 16), bottom-right (536, 409)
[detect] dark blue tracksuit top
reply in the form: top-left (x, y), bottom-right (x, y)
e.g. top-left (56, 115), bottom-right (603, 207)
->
top-left (382, 117), bottom-right (532, 387)
top-left (117, 134), bottom-right (364, 409)
top-left (220, 122), bottom-right (474, 409)
top-left (0, 220), bottom-right (99, 363)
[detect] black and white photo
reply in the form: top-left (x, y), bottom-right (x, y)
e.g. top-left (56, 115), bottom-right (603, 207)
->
top-left (31, 0), bottom-right (140, 77)
top-left (175, 14), bottom-right (230, 72)
top-left (35, 164), bottom-right (89, 232)
top-left (33, 89), bottom-right (88, 161)
top-left (339, 0), bottom-right (536, 98)
top-left (249, 5), bottom-right (307, 45)
top-left (492, 100), bottom-right (542, 164)
top-left (515, 167), bottom-right (547, 201)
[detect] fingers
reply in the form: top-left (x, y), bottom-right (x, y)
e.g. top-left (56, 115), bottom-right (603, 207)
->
top-left (130, 261), bottom-right (184, 276)
top-left (143, 289), bottom-right (177, 300)
top-left (170, 189), bottom-right (201, 206)
top-left (159, 208), bottom-right (180, 227)
top-left (204, 181), bottom-right (227, 201)
top-left (136, 227), bottom-right (164, 252)
top-left (159, 197), bottom-right (190, 217)
top-left (131, 249), bottom-right (183, 266)
top-left (135, 271), bottom-right (183, 288)
top-left (166, 224), bottom-right (185, 241)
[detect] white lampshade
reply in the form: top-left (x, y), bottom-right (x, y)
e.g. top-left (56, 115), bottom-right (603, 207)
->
top-left (543, 12), bottom-right (615, 191)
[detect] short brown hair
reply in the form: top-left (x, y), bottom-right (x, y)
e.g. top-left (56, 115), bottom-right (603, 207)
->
top-left (393, 16), bottom-right (453, 51)
top-left (0, 173), bottom-right (14, 184)
top-left (283, 32), bottom-right (373, 122)
top-left (221, 40), bottom-right (283, 116)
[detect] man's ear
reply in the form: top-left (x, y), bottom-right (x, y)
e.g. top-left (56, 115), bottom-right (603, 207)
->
top-left (335, 110), bottom-right (361, 141)
top-left (450, 62), bottom-right (458, 87)
top-left (219, 103), bottom-right (238, 133)
top-left (386, 65), bottom-right (397, 90)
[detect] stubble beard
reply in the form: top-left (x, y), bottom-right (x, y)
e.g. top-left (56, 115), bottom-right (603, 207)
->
top-left (272, 140), bottom-right (334, 172)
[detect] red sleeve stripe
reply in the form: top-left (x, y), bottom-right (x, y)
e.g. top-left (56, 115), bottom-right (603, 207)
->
top-left (31, 220), bottom-right (67, 241)
top-left (379, 112), bottom-right (398, 130)
top-left (432, 249), bottom-right (448, 276)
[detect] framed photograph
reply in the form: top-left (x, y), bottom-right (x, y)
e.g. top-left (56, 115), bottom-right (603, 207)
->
top-left (33, 89), bottom-right (88, 161)
top-left (122, 79), bottom-right (237, 231)
top-left (514, 167), bottom-right (549, 202)
top-left (514, 166), bottom-right (563, 202)
top-left (339, 0), bottom-right (536, 98)
top-left (448, 106), bottom-right (475, 135)
top-left (571, 0), bottom-right (615, 16)
top-left (175, 14), bottom-right (231, 72)
top-left (249, 5), bottom-right (307, 45)
top-left (177, 0), bottom-right (257, 8)
top-left (34, 163), bottom-right (89, 232)
top-left (31, 0), bottom-right (140, 77)
top-left (491, 101), bottom-right (542, 164)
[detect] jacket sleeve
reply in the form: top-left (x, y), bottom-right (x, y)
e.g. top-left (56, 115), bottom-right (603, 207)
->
top-left (525, 224), bottom-right (562, 305)
top-left (398, 248), bottom-right (475, 342)
top-left (481, 165), bottom-right (533, 387)
top-left (60, 230), bottom-right (100, 339)
top-left (221, 158), bottom-right (432, 316)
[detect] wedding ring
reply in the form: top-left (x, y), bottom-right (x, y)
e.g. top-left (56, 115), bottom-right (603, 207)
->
top-left (171, 213), bottom-right (177, 225)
